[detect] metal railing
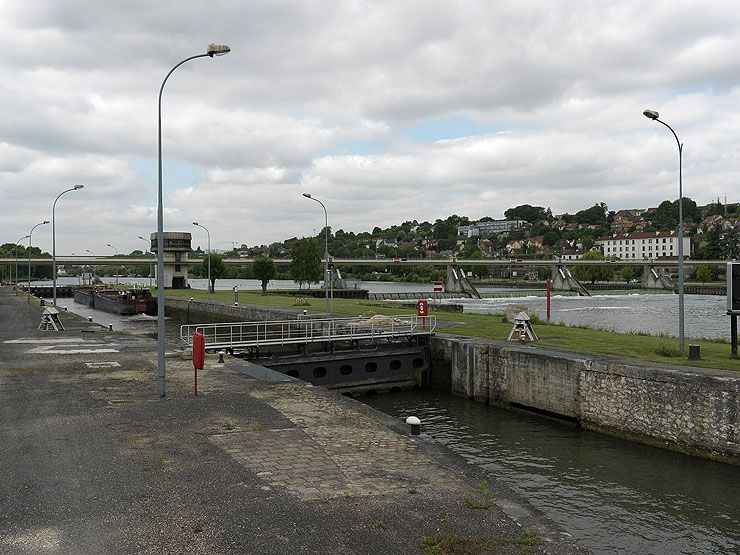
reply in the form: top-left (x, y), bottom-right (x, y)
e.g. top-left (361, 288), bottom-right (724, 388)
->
top-left (180, 315), bottom-right (436, 351)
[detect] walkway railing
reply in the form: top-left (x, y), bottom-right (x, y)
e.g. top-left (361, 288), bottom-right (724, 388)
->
top-left (180, 315), bottom-right (436, 351)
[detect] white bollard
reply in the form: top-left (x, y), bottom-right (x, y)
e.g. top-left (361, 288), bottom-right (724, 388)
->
top-left (406, 416), bottom-right (421, 436)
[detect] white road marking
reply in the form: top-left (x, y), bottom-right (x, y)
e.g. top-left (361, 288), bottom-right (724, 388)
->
top-left (4, 338), bottom-right (92, 344)
top-left (29, 345), bottom-right (120, 354)
top-left (85, 362), bottom-right (121, 368)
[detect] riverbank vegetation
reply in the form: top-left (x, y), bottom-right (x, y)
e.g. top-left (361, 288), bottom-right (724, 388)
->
top-left (164, 288), bottom-right (739, 372)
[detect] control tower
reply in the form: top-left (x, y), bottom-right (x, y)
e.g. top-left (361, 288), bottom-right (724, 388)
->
top-left (150, 232), bottom-right (191, 289)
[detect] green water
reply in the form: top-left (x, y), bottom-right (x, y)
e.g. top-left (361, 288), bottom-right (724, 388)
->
top-left (364, 390), bottom-right (740, 555)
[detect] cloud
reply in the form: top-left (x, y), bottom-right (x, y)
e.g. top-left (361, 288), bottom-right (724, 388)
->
top-left (1, 0), bottom-right (739, 253)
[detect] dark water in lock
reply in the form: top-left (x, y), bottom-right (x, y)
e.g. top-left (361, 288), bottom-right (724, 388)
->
top-left (363, 390), bottom-right (740, 555)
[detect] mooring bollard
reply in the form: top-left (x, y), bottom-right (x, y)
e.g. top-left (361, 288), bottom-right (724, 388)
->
top-left (88, 317), bottom-right (93, 322)
top-left (63, 306), bottom-right (68, 311)
top-left (109, 324), bottom-right (113, 331)
top-left (218, 350), bottom-right (225, 363)
top-left (406, 416), bottom-right (421, 436)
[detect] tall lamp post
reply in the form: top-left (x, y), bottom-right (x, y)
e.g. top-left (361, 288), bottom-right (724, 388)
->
top-left (27, 221), bottom-right (49, 303)
top-left (138, 236), bottom-right (153, 287)
top-left (107, 243), bottom-right (120, 285)
top-left (52, 184), bottom-right (84, 307)
top-left (14, 234), bottom-right (29, 288)
top-left (302, 192), bottom-right (330, 313)
top-left (156, 44), bottom-right (231, 398)
top-left (192, 222), bottom-right (212, 300)
top-left (643, 108), bottom-right (686, 351)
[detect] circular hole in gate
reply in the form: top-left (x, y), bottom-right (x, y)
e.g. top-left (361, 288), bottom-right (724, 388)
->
top-left (313, 366), bottom-right (327, 378)
top-left (286, 370), bottom-right (299, 378)
top-left (365, 361), bottom-right (378, 373)
top-left (389, 359), bottom-right (402, 370)
top-left (412, 357), bottom-right (424, 368)
top-left (340, 364), bottom-right (353, 375)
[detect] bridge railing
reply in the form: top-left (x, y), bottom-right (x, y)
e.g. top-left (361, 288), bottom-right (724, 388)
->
top-left (180, 315), bottom-right (436, 350)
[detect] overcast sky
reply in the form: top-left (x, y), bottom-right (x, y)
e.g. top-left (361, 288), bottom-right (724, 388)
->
top-left (2, 0), bottom-right (739, 255)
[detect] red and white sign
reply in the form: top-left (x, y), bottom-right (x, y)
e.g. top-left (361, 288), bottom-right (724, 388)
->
top-left (417, 299), bottom-right (428, 317)
top-left (433, 280), bottom-right (443, 293)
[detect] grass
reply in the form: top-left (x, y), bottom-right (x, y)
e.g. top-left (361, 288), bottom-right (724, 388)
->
top-left (419, 530), bottom-right (545, 554)
top-left (162, 288), bottom-right (740, 373)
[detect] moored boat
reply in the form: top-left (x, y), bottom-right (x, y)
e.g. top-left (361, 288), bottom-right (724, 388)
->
top-left (74, 287), bottom-right (156, 316)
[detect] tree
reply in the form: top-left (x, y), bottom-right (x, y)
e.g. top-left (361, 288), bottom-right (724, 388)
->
top-left (572, 251), bottom-right (613, 284)
top-left (620, 266), bottom-right (634, 283)
top-left (574, 203), bottom-right (608, 225)
top-left (543, 231), bottom-right (560, 247)
top-left (694, 265), bottom-right (715, 283)
top-left (289, 238), bottom-right (322, 290)
top-left (504, 204), bottom-right (546, 223)
top-left (253, 255), bottom-right (276, 294)
top-left (203, 253), bottom-right (226, 292)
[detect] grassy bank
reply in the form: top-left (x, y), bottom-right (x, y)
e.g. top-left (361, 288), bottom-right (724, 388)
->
top-left (163, 288), bottom-right (739, 373)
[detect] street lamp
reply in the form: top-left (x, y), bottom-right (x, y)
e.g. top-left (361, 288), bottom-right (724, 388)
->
top-left (27, 221), bottom-right (49, 303)
top-left (107, 243), bottom-right (120, 285)
top-left (14, 234), bottom-right (29, 288)
top-left (192, 222), bottom-right (212, 300)
top-left (52, 184), bottom-right (84, 307)
top-left (302, 192), bottom-right (330, 313)
top-left (643, 108), bottom-right (686, 351)
top-left (138, 236), bottom-right (153, 287)
top-left (156, 44), bottom-right (230, 398)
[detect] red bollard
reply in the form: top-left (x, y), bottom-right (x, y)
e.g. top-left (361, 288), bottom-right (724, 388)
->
top-left (192, 331), bottom-right (205, 397)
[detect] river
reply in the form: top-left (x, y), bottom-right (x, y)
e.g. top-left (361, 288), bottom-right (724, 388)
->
top-left (363, 390), bottom-right (740, 555)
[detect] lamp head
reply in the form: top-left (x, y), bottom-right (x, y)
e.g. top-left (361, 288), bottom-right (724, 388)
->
top-left (302, 193), bottom-right (312, 198)
top-left (192, 222), bottom-right (199, 226)
top-left (643, 109), bottom-right (659, 120)
top-left (42, 220), bottom-right (49, 224)
top-left (207, 44), bottom-right (231, 57)
top-left (73, 184), bottom-right (84, 190)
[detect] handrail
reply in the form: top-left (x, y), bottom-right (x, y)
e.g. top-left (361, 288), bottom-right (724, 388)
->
top-left (181, 315), bottom-right (436, 350)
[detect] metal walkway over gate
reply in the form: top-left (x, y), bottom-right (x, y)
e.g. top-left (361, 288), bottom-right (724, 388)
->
top-left (180, 315), bottom-right (436, 352)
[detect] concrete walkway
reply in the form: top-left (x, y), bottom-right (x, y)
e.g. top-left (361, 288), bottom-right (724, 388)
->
top-left (0, 287), bottom-right (587, 554)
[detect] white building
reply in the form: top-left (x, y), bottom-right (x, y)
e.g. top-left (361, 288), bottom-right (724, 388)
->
top-left (458, 219), bottom-right (528, 238)
top-left (596, 231), bottom-right (691, 260)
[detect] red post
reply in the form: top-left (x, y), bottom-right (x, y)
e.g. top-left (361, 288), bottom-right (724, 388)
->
top-left (192, 331), bottom-right (205, 397)
top-left (546, 278), bottom-right (551, 322)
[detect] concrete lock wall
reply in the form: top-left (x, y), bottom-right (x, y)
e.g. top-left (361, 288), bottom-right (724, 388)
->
top-left (431, 336), bottom-right (739, 465)
top-left (166, 297), bottom-right (307, 322)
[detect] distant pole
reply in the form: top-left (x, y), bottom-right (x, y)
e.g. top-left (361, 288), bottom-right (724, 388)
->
top-left (546, 277), bottom-right (551, 322)
top-left (193, 222), bottom-right (211, 300)
top-left (52, 184), bottom-right (84, 307)
top-left (138, 236), bottom-right (153, 287)
top-left (28, 221), bottom-right (49, 303)
top-left (643, 109), bottom-right (685, 351)
top-left (14, 235), bottom-right (28, 288)
top-left (302, 193), bottom-right (330, 313)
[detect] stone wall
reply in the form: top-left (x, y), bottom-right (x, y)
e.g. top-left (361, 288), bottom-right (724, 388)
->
top-left (432, 336), bottom-right (739, 465)
top-left (165, 297), bottom-right (313, 323)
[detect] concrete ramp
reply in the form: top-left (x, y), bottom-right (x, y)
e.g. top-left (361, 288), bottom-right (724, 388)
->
top-left (445, 266), bottom-right (481, 298)
top-left (553, 267), bottom-right (591, 296)
top-left (331, 268), bottom-right (347, 290)
top-left (643, 267), bottom-right (674, 290)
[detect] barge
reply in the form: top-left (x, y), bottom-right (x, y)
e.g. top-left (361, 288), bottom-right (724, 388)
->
top-left (74, 287), bottom-right (156, 316)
